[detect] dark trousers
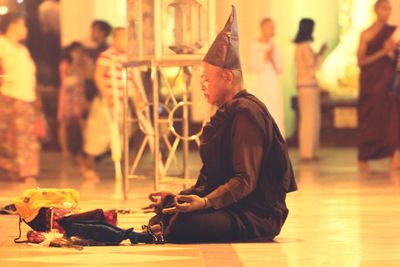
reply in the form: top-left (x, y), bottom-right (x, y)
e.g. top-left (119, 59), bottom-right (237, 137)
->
top-left (150, 209), bottom-right (238, 243)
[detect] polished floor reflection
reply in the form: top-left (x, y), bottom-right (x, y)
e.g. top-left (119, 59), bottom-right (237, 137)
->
top-left (0, 148), bottom-right (399, 266)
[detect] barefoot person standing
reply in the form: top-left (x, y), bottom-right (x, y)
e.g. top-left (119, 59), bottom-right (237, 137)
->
top-left (357, 0), bottom-right (400, 170)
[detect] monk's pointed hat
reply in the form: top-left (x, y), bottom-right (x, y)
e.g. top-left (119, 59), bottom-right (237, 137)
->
top-left (203, 5), bottom-right (241, 71)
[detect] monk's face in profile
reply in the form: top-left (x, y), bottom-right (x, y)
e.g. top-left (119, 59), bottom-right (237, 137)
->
top-left (375, 0), bottom-right (391, 23)
top-left (200, 62), bottom-right (234, 106)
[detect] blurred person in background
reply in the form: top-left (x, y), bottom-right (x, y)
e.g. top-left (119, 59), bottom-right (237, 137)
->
top-left (294, 18), bottom-right (327, 162)
top-left (249, 18), bottom-right (285, 137)
top-left (58, 41), bottom-right (90, 159)
top-left (83, 20), bottom-right (112, 103)
top-left (82, 27), bottom-right (146, 181)
top-left (0, 13), bottom-right (42, 183)
top-left (357, 0), bottom-right (400, 171)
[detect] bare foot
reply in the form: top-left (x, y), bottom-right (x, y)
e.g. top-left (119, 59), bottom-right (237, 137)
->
top-left (81, 167), bottom-right (100, 182)
top-left (358, 161), bottom-right (370, 172)
top-left (23, 177), bottom-right (38, 187)
top-left (390, 163), bottom-right (400, 170)
top-left (81, 180), bottom-right (98, 191)
top-left (300, 157), bottom-right (314, 163)
top-left (389, 151), bottom-right (400, 170)
top-left (390, 161), bottom-right (400, 170)
top-left (61, 151), bottom-right (72, 160)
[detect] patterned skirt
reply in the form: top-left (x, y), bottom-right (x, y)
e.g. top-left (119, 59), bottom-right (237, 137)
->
top-left (0, 94), bottom-right (40, 179)
top-left (57, 84), bottom-right (87, 122)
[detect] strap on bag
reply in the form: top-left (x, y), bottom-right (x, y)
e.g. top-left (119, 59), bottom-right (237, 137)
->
top-left (14, 216), bottom-right (28, 243)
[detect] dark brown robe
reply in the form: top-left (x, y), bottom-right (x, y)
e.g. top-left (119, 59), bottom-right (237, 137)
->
top-left (358, 25), bottom-right (399, 161)
top-left (151, 90), bottom-right (297, 243)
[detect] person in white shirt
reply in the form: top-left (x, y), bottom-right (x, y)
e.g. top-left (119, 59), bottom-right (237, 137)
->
top-left (249, 18), bottom-right (285, 137)
top-left (0, 13), bottom-right (40, 182)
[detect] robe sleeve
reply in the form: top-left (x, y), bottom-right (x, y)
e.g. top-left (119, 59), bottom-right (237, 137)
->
top-left (206, 113), bottom-right (264, 209)
top-left (179, 185), bottom-right (196, 195)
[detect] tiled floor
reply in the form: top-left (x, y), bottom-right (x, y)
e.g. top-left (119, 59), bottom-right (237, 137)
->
top-left (1, 148), bottom-right (400, 266)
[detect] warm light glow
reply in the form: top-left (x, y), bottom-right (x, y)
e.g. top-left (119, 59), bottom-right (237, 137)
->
top-left (318, 0), bottom-right (376, 97)
top-left (0, 6), bottom-right (8, 15)
top-left (17, 0), bottom-right (24, 4)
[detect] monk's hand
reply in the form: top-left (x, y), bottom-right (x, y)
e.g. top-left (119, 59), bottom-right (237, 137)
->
top-left (384, 39), bottom-right (396, 54)
top-left (142, 191), bottom-right (175, 214)
top-left (173, 195), bottom-right (208, 213)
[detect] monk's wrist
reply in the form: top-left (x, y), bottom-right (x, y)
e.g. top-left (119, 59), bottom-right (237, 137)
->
top-left (203, 197), bottom-right (211, 209)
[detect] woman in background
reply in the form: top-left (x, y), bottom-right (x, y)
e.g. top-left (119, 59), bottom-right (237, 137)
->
top-left (294, 18), bottom-right (326, 161)
top-left (249, 18), bottom-right (285, 137)
top-left (0, 13), bottom-right (40, 182)
top-left (58, 42), bottom-right (89, 159)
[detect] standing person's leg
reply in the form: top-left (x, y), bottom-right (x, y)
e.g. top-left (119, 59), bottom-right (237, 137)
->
top-left (164, 209), bottom-right (238, 243)
top-left (0, 95), bottom-right (17, 179)
top-left (390, 151), bottom-right (400, 169)
top-left (81, 97), bottom-right (110, 181)
top-left (311, 89), bottom-right (321, 159)
top-left (389, 96), bottom-right (400, 169)
top-left (357, 94), bottom-right (370, 171)
top-left (298, 89), bottom-right (314, 160)
top-left (58, 87), bottom-right (70, 159)
top-left (80, 154), bottom-right (99, 181)
top-left (58, 120), bottom-right (70, 158)
top-left (16, 100), bottom-right (40, 181)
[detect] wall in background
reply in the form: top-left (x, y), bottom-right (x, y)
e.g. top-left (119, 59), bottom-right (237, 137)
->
top-left (60, 0), bottom-right (94, 45)
top-left (60, 0), bottom-right (126, 46)
top-left (390, 0), bottom-right (400, 25)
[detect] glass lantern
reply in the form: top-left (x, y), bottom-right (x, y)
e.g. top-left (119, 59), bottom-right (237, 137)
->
top-left (127, 0), bottom-right (215, 62)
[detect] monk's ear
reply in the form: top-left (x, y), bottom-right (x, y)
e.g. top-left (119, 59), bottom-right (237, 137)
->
top-left (221, 70), bottom-right (234, 84)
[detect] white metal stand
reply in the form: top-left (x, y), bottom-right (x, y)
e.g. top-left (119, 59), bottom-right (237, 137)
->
top-left (121, 59), bottom-right (206, 199)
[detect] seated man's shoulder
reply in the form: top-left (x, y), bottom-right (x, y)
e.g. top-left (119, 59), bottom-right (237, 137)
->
top-left (227, 94), bottom-right (271, 126)
top-left (229, 93), bottom-right (261, 109)
top-left (228, 94), bottom-right (263, 111)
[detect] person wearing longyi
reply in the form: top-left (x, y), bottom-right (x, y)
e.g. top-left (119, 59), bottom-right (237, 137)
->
top-left (357, 0), bottom-right (400, 171)
top-left (142, 6), bottom-right (297, 243)
top-left (0, 13), bottom-right (41, 183)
